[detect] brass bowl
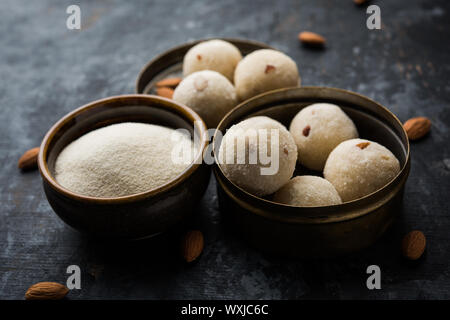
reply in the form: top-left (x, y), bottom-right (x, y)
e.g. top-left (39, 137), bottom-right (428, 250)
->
top-left (38, 95), bottom-right (210, 239)
top-left (135, 38), bottom-right (272, 94)
top-left (213, 87), bottom-right (410, 258)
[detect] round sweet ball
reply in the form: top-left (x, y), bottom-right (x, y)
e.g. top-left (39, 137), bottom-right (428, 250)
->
top-left (289, 103), bottom-right (358, 171)
top-left (218, 116), bottom-right (297, 197)
top-left (173, 70), bottom-right (237, 128)
top-left (234, 49), bottom-right (300, 101)
top-left (324, 139), bottom-right (401, 202)
top-left (273, 176), bottom-right (342, 207)
top-left (183, 39), bottom-right (242, 82)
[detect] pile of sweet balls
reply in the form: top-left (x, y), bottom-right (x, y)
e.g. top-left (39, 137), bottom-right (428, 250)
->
top-left (173, 39), bottom-right (400, 206)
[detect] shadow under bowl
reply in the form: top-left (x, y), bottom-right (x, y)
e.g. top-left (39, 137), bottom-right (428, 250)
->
top-left (213, 87), bottom-right (410, 258)
top-left (38, 94), bottom-right (210, 239)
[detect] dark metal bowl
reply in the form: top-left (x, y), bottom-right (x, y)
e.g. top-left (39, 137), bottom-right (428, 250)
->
top-left (213, 87), bottom-right (410, 258)
top-left (135, 38), bottom-right (272, 95)
top-left (38, 95), bottom-right (210, 239)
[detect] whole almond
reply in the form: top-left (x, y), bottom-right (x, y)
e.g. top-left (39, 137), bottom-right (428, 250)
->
top-left (402, 230), bottom-right (426, 260)
top-left (181, 230), bottom-right (204, 263)
top-left (298, 31), bottom-right (326, 47)
top-left (155, 77), bottom-right (182, 89)
top-left (403, 117), bottom-right (431, 140)
top-left (156, 87), bottom-right (174, 99)
top-left (354, 0), bottom-right (368, 5)
top-left (25, 282), bottom-right (69, 300)
top-left (18, 147), bottom-right (39, 171)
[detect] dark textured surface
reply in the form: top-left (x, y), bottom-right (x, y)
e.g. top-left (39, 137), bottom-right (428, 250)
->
top-left (1, 0), bottom-right (449, 299)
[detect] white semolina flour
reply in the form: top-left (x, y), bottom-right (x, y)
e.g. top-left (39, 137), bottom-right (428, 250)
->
top-left (55, 122), bottom-right (195, 198)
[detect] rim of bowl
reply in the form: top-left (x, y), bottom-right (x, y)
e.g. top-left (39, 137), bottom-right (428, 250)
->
top-left (135, 37), bottom-right (273, 94)
top-left (213, 86), bottom-right (411, 211)
top-left (38, 94), bottom-right (208, 204)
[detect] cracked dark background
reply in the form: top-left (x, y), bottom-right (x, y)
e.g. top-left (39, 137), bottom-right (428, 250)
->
top-left (1, 0), bottom-right (449, 299)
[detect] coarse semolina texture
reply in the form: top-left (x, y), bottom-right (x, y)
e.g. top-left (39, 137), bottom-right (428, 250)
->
top-left (183, 39), bottom-right (242, 82)
top-left (234, 49), bottom-right (300, 101)
top-left (323, 138), bottom-right (401, 202)
top-left (273, 175), bottom-right (342, 207)
top-left (173, 70), bottom-right (237, 128)
top-left (55, 122), bottom-right (195, 198)
top-left (218, 116), bottom-right (297, 197)
top-left (289, 103), bottom-right (358, 171)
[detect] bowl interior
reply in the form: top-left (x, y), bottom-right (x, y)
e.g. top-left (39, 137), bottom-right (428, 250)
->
top-left (44, 96), bottom-right (203, 193)
top-left (214, 87), bottom-right (409, 207)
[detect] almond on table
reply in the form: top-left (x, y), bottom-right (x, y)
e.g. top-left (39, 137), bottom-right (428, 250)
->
top-left (402, 230), bottom-right (426, 260)
top-left (354, 0), bottom-right (369, 5)
top-left (403, 117), bottom-right (431, 140)
top-left (181, 230), bottom-right (204, 263)
top-left (25, 282), bottom-right (69, 300)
